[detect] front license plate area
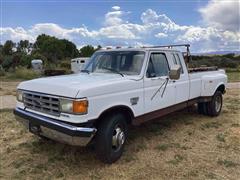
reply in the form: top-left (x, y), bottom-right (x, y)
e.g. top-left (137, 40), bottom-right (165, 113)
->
top-left (29, 123), bottom-right (41, 135)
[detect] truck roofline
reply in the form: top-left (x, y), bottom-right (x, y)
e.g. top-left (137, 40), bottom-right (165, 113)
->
top-left (96, 48), bottom-right (181, 53)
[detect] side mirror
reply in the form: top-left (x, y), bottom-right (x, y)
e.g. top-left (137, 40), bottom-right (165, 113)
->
top-left (169, 65), bottom-right (181, 80)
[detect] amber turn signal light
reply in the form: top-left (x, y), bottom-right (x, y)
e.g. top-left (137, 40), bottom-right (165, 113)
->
top-left (73, 100), bottom-right (88, 114)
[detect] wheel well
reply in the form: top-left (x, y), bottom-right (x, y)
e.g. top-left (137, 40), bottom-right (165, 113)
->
top-left (95, 106), bottom-right (134, 127)
top-left (216, 84), bottom-right (225, 94)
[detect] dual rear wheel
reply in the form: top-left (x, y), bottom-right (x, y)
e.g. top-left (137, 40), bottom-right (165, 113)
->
top-left (198, 91), bottom-right (223, 116)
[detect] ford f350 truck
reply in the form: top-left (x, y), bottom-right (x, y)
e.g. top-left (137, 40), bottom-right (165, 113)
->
top-left (14, 44), bottom-right (227, 163)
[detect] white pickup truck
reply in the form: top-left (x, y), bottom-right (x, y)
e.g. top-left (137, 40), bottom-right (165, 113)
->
top-left (14, 44), bottom-right (227, 163)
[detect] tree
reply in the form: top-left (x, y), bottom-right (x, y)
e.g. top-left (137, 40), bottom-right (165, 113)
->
top-left (41, 38), bottom-right (65, 62)
top-left (2, 40), bottom-right (15, 55)
top-left (95, 45), bottom-right (102, 51)
top-left (223, 53), bottom-right (235, 59)
top-left (17, 40), bottom-right (30, 54)
top-left (34, 34), bottom-right (65, 63)
top-left (0, 44), bottom-right (3, 65)
top-left (0, 44), bottom-right (3, 53)
top-left (80, 45), bottom-right (95, 57)
top-left (33, 34), bottom-right (79, 63)
top-left (61, 39), bottom-right (79, 58)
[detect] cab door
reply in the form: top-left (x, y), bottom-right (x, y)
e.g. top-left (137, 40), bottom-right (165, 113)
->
top-left (169, 52), bottom-right (190, 104)
top-left (144, 52), bottom-right (175, 113)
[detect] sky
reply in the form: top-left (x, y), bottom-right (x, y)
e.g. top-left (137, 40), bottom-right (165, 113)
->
top-left (0, 0), bottom-right (239, 53)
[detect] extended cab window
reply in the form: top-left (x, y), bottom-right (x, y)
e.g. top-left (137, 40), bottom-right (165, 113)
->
top-left (146, 53), bottom-right (169, 78)
top-left (171, 53), bottom-right (184, 74)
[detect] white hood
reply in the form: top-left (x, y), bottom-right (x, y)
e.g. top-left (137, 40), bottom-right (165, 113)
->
top-left (18, 73), bottom-right (138, 98)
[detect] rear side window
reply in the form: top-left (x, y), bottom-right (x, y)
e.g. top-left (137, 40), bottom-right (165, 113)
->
top-left (170, 53), bottom-right (177, 64)
top-left (171, 53), bottom-right (184, 74)
top-left (147, 53), bottom-right (169, 77)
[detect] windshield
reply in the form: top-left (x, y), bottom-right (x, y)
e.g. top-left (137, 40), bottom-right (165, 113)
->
top-left (84, 51), bottom-right (145, 76)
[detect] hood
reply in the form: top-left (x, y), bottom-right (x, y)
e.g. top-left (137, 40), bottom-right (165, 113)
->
top-left (18, 73), bottom-right (128, 98)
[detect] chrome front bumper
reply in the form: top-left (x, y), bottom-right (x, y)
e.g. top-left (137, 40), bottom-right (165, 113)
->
top-left (14, 108), bottom-right (97, 146)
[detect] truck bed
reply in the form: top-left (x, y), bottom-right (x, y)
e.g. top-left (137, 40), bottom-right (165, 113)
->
top-left (188, 69), bottom-right (226, 100)
top-left (188, 66), bottom-right (218, 73)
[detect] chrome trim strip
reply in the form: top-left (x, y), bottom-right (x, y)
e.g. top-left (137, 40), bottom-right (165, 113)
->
top-left (14, 108), bottom-right (96, 137)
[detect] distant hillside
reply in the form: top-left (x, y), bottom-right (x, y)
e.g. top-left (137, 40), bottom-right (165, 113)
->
top-left (193, 51), bottom-right (240, 55)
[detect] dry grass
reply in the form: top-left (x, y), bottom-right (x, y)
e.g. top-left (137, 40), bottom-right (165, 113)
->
top-left (0, 81), bottom-right (20, 96)
top-left (226, 71), bottom-right (240, 82)
top-left (0, 89), bottom-right (240, 180)
top-left (1, 67), bottom-right (41, 81)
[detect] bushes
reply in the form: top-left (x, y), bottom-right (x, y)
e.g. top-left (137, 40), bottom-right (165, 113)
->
top-left (0, 66), bottom-right (5, 76)
top-left (1, 56), bottom-right (13, 70)
top-left (2, 54), bottom-right (33, 70)
top-left (44, 69), bottom-right (66, 76)
top-left (219, 58), bottom-right (238, 68)
top-left (19, 55), bottom-right (32, 68)
top-left (191, 55), bottom-right (240, 68)
top-left (6, 67), bottom-right (41, 80)
top-left (59, 60), bottom-right (71, 69)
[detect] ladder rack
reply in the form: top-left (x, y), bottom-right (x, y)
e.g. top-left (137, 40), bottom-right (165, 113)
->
top-left (142, 44), bottom-right (190, 49)
top-left (142, 44), bottom-right (191, 64)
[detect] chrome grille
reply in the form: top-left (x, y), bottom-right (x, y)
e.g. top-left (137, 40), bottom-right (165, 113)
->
top-left (23, 92), bottom-right (60, 116)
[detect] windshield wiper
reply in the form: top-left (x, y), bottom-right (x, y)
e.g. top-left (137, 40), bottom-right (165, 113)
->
top-left (101, 67), bottom-right (124, 77)
top-left (80, 69), bottom-right (90, 74)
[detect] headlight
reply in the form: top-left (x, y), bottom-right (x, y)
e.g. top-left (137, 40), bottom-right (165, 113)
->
top-left (60, 98), bottom-right (88, 114)
top-left (16, 90), bottom-right (23, 102)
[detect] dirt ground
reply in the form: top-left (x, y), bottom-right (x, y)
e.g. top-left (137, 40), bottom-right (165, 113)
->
top-left (0, 86), bottom-right (239, 179)
top-left (0, 81), bottom-right (20, 110)
top-left (0, 81), bottom-right (20, 96)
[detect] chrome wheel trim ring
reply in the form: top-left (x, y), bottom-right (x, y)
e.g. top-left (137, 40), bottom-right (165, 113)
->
top-left (112, 126), bottom-right (125, 151)
top-left (215, 95), bottom-right (222, 112)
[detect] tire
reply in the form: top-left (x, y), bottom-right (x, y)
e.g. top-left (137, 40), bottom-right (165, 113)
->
top-left (198, 102), bottom-right (204, 114)
top-left (95, 113), bottom-right (128, 164)
top-left (207, 91), bottom-right (223, 116)
top-left (198, 102), bottom-right (209, 115)
top-left (38, 135), bottom-right (52, 141)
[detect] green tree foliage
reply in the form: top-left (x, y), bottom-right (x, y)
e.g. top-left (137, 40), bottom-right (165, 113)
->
top-left (33, 34), bottom-right (79, 63)
top-left (80, 45), bottom-right (102, 57)
top-left (0, 44), bottom-right (3, 53)
top-left (0, 44), bottom-right (3, 64)
top-left (19, 55), bottom-right (32, 68)
top-left (96, 45), bottom-right (102, 51)
top-left (1, 55), bottom-right (13, 70)
top-left (61, 39), bottom-right (79, 58)
top-left (34, 34), bottom-right (65, 63)
top-left (223, 53), bottom-right (235, 59)
top-left (80, 45), bottom-right (95, 57)
top-left (17, 40), bottom-right (32, 54)
top-left (191, 55), bottom-right (239, 68)
top-left (2, 40), bottom-right (15, 55)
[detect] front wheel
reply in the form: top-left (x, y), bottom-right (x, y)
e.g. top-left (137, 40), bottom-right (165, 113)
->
top-left (95, 113), bottom-right (128, 164)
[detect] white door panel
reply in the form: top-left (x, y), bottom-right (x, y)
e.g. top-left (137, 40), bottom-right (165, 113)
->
top-left (143, 52), bottom-right (175, 114)
top-left (144, 78), bottom-right (175, 113)
top-left (175, 78), bottom-right (189, 103)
